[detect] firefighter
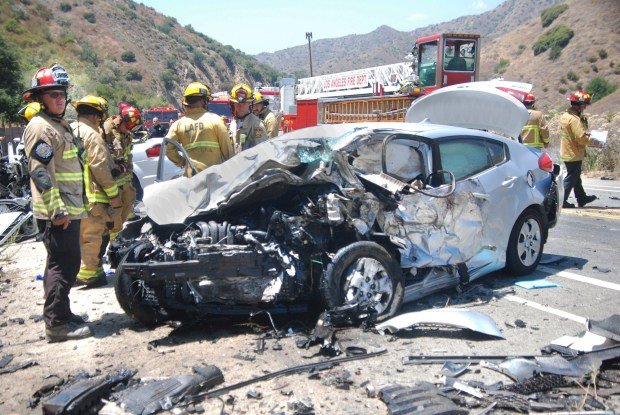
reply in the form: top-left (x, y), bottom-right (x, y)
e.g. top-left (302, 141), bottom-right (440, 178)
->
top-left (521, 94), bottom-right (550, 149)
top-left (252, 92), bottom-right (278, 138)
top-left (560, 90), bottom-right (599, 209)
top-left (71, 96), bottom-right (122, 287)
top-left (103, 102), bottom-right (141, 234)
top-left (21, 66), bottom-right (92, 342)
top-left (165, 82), bottom-right (233, 176)
top-left (229, 83), bottom-right (267, 153)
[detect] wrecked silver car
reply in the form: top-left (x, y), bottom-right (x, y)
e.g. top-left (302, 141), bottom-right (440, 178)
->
top-left (109, 119), bottom-right (560, 325)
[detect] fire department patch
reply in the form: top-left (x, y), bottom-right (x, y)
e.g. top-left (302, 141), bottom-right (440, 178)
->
top-left (31, 140), bottom-right (54, 165)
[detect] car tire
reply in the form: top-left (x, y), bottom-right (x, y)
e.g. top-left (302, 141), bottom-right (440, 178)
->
top-left (132, 173), bottom-right (144, 202)
top-left (505, 208), bottom-right (545, 276)
top-left (114, 246), bottom-right (166, 326)
top-left (320, 241), bottom-right (404, 322)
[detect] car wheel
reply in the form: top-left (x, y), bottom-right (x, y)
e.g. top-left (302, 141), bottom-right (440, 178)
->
top-left (132, 173), bottom-right (144, 202)
top-left (114, 245), bottom-right (166, 326)
top-left (321, 241), bottom-right (404, 322)
top-left (505, 209), bottom-right (545, 276)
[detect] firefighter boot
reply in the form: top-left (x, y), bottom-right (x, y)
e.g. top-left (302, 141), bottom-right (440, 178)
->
top-left (46, 322), bottom-right (93, 343)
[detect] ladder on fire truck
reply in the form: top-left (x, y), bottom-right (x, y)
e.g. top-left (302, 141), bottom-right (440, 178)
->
top-left (295, 62), bottom-right (417, 123)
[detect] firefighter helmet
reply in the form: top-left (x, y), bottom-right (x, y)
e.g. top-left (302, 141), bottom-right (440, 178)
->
top-left (523, 93), bottom-right (535, 105)
top-left (72, 95), bottom-right (108, 121)
top-left (568, 90), bottom-right (591, 105)
top-left (22, 65), bottom-right (71, 101)
top-left (254, 91), bottom-right (269, 105)
top-left (230, 83), bottom-right (253, 104)
top-left (17, 102), bottom-right (42, 123)
top-left (118, 102), bottom-right (142, 131)
top-left (182, 82), bottom-right (212, 105)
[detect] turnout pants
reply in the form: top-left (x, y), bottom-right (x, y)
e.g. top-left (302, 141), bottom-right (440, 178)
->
top-left (38, 219), bottom-right (81, 328)
top-left (111, 182), bottom-right (136, 234)
top-left (563, 160), bottom-right (586, 204)
top-left (78, 203), bottom-right (112, 282)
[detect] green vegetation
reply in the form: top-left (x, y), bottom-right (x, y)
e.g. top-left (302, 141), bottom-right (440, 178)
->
top-left (566, 70), bottom-right (579, 82)
top-left (159, 70), bottom-right (174, 89)
top-left (494, 58), bottom-right (510, 74)
top-left (517, 44), bottom-right (526, 55)
top-left (4, 18), bottom-right (24, 34)
top-left (157, 16), bottom-right (176, 34)
top-left (557, 86), bottom-right (567, 94)
top-left (532, 25), bottom-right (574, 60)
top-left (540, 4), bottom-right (568, 27)
top-left (592, 64), bottom-right (598, 73)
top-left (79, 40), bottom-right (99, 66)
top-left (59, 2), bottom-right (71, 12)
top-left (0, 33), bottom-right (23, 122)
top-left (586, 77), bottom-right (617, 104)
top-left (587, 53), bottom-right (598, 63)
top-left (125, 68), bottom-right (142, 81)
top-left (598, 49), bottom-right (608, 59)
top-left (121, 51), bottom-right (136, 63)
top-left (83, 12), bottom-right (96, 23)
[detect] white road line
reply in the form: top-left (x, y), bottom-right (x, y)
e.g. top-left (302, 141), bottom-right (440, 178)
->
top-left (538, 265), bottom-right (620, 292)
top-left (505, 295), bottom-right (587, 325)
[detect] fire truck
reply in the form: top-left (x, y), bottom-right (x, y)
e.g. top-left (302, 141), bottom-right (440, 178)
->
top-left (284, 33), bottom-right (481, 130)
top-left (142, 106), bottom-right (182, 129)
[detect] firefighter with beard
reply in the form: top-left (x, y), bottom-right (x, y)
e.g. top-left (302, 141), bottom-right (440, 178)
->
top-left (21, 65), bottom-right (92, 342)
top-left (71, 96), bottom-right (121, 287)
top-left (252, 91), bottom-right (278, 138)
top-left (165, 82), bottom-right (233, 176)
top-left (103, 103), bottom-right (141, 235)
top-left (229, 83), bottom-right (267, 153)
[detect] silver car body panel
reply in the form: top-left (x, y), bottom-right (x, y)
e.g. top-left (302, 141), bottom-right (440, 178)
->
top-left (405, 83), bottom-right (529, 139)
top-left (375, 308), bottom-right (505, 338)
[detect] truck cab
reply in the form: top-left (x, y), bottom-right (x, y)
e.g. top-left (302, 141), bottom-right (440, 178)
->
top-left (414, 33), bottom-right (480, 94)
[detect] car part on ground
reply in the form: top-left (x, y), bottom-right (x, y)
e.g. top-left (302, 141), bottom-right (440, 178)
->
top-left (375, 308), bottom-right (505, 339)
top-left (379, 383), bottom-right (468, 415)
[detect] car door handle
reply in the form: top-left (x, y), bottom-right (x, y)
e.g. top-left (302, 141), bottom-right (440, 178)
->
top-left (502, 176), bottom-right (519, 187)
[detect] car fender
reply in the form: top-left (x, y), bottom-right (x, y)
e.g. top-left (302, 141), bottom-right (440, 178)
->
top-left (131, 162), bottom-right (146, 190)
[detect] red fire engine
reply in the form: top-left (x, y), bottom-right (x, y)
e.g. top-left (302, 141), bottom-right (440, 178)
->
top-left (283, 33), bottom-right (481, 130)
top-left (142, 106), bottom-right (182, 129)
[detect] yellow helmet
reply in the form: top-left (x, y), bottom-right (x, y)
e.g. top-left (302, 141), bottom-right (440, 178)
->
top-left (182, 82), bottom-right (212, 105)
top-left (230, 83), bottom-right (253, 104)
top-left (72, 95), bottom-right (108, 120)
top-left (17, 102), bottom-right (42, 122)
top-left (254, 91), bottom-right (269, 105)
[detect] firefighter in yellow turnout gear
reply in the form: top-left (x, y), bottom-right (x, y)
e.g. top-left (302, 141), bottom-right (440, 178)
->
top-left (520, 93), bottom-right (549, 149)
top-left (103, 103), bottom-right (141, 235)
top-left (229, 83), bottom-right (268, 153)
top-left (166, 82), bottom-right (233, 176)
top-left (72, 96), bottom-right (121, 287)
top-left (253, 92), bottom-right (279, 138)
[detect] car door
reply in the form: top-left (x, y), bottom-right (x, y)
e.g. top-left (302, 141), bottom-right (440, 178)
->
top-left (436, 135), bottom-right (525, 274)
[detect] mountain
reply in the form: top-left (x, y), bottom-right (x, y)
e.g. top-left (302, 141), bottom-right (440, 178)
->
top-left (255, 0), bottom-right (619, 112)
top-left (0, 0), bottom-right (279, 111)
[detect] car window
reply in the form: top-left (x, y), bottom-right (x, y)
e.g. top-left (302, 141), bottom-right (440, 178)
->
top-left (438, 137), bottom-right (506, 181)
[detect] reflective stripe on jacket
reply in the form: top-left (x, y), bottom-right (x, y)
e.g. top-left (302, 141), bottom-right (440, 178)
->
top-left (165, 107), bottom-right (233, 176)
top-left (560, 108), bottom-right (590, 162)
top-left (521, 109), bottom-right (549, 149)
top-left (24, 112), bottom-right (87, 220)
top-left (72, 118), bottom-right (119, 204)
top-left (103, 117), bottom-right (133, 186)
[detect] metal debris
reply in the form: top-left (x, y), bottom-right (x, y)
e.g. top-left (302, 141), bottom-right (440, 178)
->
top-left (0, 359), bottom-right (37, 375)
top-left (379, 383), bottom-right (468, 415)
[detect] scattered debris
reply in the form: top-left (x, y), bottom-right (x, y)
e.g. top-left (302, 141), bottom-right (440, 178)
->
top-left (320, 369), bottom-right (353, 390)
top-left (600, 176), bottom-right (614, 180)
top-left (549, 331), bottom-right (619, 353)
top-left (593, 265), bottom-right (612, 273)
top-left (375, 308), bottom-right (505, 339)
top-left (514, 278), bottom-right (560, 289)
top-left (379, 383), bottom-right (467, 415)
top-left (589, 314), bottom-right (620, 342)
top-left (0, 359), bottom-right (37, 375)
top-left (440, 361), bottom-right (470, 378)
top-left (42, 369), bottom-right (135, 415)
top-left (246, 387), bottom-right (263, 399)
top-left (287, 397), bottom-right (314, 415)
top-left (191, 366), bottom-right (225, 390)
top-left (514, 319), bottom-right (527, 328)
top-left (0, 354), bottom-right (14, 369)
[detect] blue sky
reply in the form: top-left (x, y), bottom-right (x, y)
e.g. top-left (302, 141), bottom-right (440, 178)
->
top-left (140, 0), bottom-right (506, 55)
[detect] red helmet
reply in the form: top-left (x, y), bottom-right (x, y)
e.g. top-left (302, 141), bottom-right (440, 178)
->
top-left (568, 90), bottom-right (591, 105)
top-left (118, 102), bottom-right (142, 131)
top-left (22, 65), bottom-right (71, 101)
top-left (523, 93), bottom-right (536, 105)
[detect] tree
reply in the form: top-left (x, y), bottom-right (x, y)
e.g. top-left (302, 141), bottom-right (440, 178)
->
top-left (0, 34), bottom-right (23, 122)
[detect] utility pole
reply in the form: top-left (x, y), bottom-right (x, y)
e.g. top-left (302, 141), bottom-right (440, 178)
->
top-left (305, 32), bottom-right (313, 77)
